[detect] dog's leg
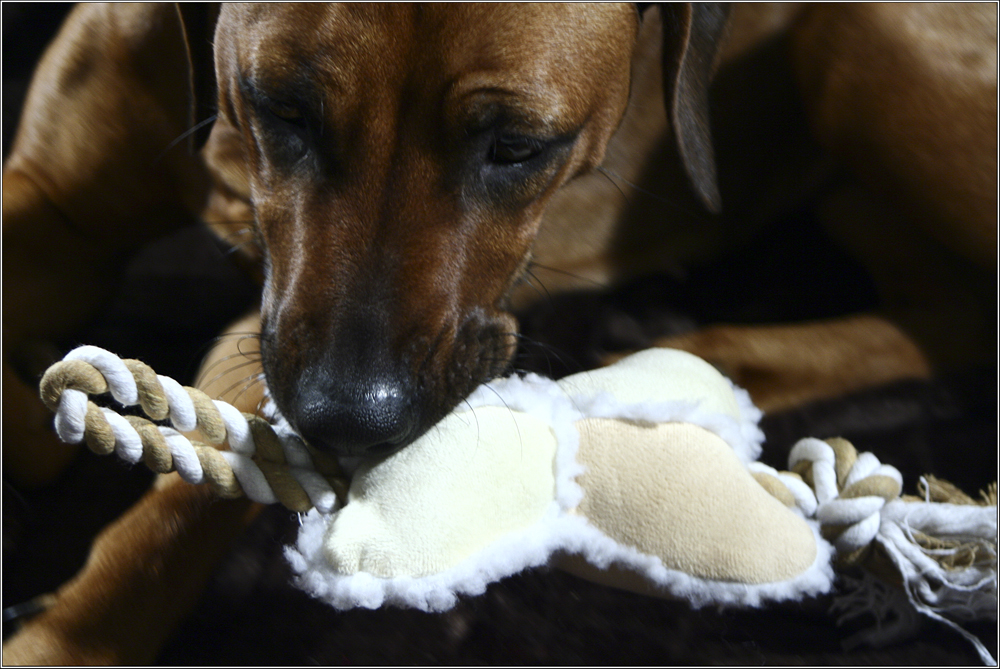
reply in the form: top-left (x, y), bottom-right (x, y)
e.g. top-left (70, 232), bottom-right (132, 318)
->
top-left (620, 180), bottom-right (991, 413)
top-left (2, 351), bottom-right (78, 487)
top-left (611, 4), bottom-right (995, 412)
top-left (790, 3), bottom-right (997, 270)
top-left (194, 310), bottom-right (267, 411)
top-left (2, 477), bottom-right (259, 666)
top-left (644, 314), bottom-right (932, 413)
top-left (3, 4), bottom-right (214, 486)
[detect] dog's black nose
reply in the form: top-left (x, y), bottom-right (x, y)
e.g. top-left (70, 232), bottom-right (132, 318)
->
top-left (292, 370), bottom-right (418, 458)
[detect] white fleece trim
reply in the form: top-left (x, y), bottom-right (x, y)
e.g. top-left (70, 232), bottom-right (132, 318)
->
top-left (287, 497), bottom-right (835, 612)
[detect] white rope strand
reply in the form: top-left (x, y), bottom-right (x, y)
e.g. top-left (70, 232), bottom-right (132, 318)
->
top-left (54, 388), bottom-right (89, 444)
top-left (101, 408), bottom-right (144, 463)
top-left (156, 374), bottom-right (198, 432)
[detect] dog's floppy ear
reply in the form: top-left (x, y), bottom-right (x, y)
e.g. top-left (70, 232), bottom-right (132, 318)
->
top-left (658, 3), bottom-right (730, 213)
top-left (175, 2), bottom-right (220, 152)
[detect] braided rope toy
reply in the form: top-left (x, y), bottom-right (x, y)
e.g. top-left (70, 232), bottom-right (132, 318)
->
top-left (41, 345), bottom-right (997, 663)
top-left (40, 346), bottom-right (347, 513)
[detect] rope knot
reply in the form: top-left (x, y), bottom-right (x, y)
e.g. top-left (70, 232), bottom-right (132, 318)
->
top-left (788, 437), bottom-right (902, 557)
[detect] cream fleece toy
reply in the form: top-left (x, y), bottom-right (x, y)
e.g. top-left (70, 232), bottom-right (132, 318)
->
top-left (42, 345), bottom-right (998, 663)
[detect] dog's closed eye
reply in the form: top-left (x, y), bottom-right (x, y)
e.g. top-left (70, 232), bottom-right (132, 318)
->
top-left (245, 92), bottom-right (317, 168)
top-left (456, 124), bottom-right (578, 210)
top-left (264, 99), bottom-right (306, 128)
top-left (490, 134), bottom-right (546, 164)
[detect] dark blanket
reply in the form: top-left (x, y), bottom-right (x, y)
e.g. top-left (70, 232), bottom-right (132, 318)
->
top-left (4, 7), bottom-right (996, 664)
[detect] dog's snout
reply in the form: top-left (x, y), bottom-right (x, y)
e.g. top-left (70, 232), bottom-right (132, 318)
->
top-left (293, 369), bottom-right (418, 458)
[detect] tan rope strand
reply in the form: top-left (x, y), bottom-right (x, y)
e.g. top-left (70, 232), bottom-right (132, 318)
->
top-left (122, 358), bottom-right (170, 421)
top-left (82, 401), bottom-right (117, 455)
top-left (39, 360), bottom-right (108, 412)
top-left (186, 385), bottom-right (229, 444)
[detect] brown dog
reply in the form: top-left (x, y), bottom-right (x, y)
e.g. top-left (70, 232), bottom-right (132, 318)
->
top-left (3, 3), bottom-right (996, 664)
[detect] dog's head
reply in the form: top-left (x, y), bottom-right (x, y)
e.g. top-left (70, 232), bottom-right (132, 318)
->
top-left (199, 3), bottom-right (726, 458)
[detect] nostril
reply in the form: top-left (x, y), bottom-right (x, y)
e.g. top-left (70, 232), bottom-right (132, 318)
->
top-left (292, 376), bottom-right (418, 458)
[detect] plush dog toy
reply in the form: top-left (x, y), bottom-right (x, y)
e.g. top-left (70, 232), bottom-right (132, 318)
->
top-left (41, 346), bottom-right (997, 663)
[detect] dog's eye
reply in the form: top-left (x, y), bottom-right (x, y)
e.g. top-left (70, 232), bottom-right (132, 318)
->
top-left (265, 100), bottom-right (306, 128)
top-left (490, 135), bottom-right (545, 164)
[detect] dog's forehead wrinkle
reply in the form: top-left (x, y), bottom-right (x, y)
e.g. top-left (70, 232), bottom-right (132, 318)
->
top-left (232, 6), bottom-right (407, 106)
top-left (446, 80), bottom-right (573, 138)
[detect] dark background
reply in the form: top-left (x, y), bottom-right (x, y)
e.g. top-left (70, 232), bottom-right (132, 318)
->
top-left (3, 4), bottom-right (996, 664)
